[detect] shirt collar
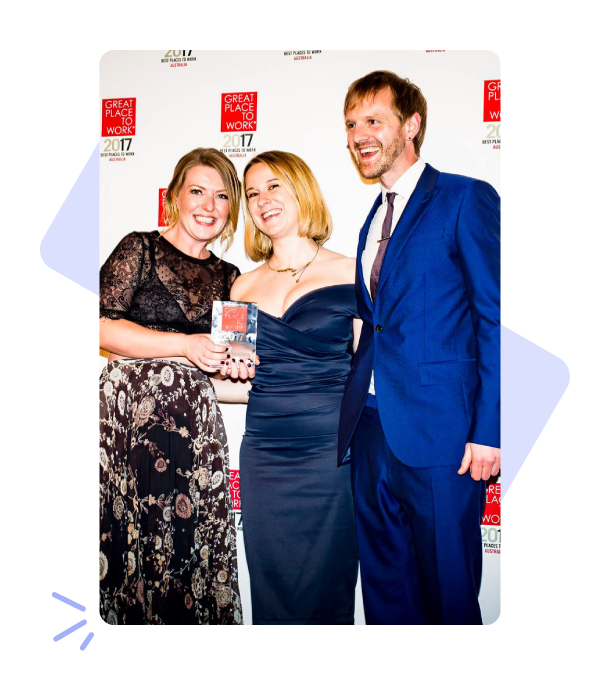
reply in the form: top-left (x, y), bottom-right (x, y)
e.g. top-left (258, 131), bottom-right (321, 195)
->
top-left (381, 158), bottom-right (426, 202)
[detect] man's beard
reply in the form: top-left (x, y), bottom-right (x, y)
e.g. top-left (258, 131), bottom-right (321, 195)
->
top-left (353, 136), bottom-right (405, 179)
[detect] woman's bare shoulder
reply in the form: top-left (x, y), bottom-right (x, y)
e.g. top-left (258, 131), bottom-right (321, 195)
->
top-left (320, 247), bottom-right (355, 263)
top-left (230, 265), bottom-right (267, 301)
top-left (336, 257), bottom-right (357, 283)
top-left (318, 248), bottom-right (356, 283)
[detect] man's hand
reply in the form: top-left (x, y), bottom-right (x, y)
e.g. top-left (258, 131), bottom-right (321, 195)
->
top-left (458, 442), bottom-right (501, 481)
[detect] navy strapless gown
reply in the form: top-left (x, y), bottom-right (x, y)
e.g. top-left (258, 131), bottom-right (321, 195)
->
top-left (240, 284), bottom-right (359, 624)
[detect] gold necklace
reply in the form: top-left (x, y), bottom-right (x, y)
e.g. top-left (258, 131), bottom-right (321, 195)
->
top-left (267, 245), bottom-right (320, 284)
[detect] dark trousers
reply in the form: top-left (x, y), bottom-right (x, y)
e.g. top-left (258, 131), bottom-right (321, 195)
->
top-left (351, 399), bottom-right (486, 625)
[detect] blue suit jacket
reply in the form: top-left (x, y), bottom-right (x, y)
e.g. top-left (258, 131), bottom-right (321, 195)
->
top-left (338, 164), bottom-right (500, 468)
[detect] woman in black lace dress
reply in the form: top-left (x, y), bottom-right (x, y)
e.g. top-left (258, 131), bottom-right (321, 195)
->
top-left (99, 148), bottom-right (249, 625)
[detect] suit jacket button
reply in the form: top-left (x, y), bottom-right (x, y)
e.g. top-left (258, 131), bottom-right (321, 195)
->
top-left (375, 324), bottom-right (383, 332)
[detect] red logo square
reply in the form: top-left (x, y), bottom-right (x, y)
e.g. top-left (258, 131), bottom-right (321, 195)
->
top-left (221, 92), bottom-right (257, 132)
top-left (222, 306), bottom-right (247, 333)
top-left (158, 188), bottom-right (168, 229)
top-left (483, 80), bottom-right (600, 123)
top-left (230, 469), bottom-right (241, 510)
top-left (481, 482), bottom-right (501, 526)
top-left (102, 98), bottom-right (136, 137)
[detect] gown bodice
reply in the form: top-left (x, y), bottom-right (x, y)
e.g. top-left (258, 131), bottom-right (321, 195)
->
top-left (246, 284), bottom-right (358, 436)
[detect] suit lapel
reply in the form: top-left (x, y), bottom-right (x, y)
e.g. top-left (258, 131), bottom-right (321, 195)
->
top-left (356, 193), bottom-right (382, 311)
top-left (377, 164), bottom-right (439, 296)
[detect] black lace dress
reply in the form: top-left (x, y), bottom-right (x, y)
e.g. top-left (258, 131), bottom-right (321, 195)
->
top-left (99, 231), bottom-right (243, 625)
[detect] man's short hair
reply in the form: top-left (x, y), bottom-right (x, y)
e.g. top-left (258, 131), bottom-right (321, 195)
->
top-left (344, 70), bottom-right (428, 156)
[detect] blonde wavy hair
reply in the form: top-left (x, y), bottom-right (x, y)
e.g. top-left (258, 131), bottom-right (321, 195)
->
top-left (162, 148), bottom-right (241, 252)
top-left (242, 151), bottom-right (332, 262)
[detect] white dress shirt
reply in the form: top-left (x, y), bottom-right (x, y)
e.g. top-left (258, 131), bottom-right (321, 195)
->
top-left (362, 158), bottom-right (427, 395)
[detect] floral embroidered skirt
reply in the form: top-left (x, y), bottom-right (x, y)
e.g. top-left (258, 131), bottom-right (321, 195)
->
top-left (99, 359), bottom-right (243, 625)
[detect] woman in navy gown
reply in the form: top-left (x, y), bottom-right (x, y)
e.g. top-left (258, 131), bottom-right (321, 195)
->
top-left (230, 151), bottom-right (360, 624)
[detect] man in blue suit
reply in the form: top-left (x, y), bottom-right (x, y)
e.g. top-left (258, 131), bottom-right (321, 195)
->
top-left (339, 71), bottom-right (500, 625)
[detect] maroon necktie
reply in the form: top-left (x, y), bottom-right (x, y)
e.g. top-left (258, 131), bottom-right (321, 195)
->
top-left (370, 191), bottom-right (396, 298)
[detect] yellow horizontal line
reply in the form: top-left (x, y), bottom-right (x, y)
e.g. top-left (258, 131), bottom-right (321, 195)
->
top-left (0, 352), bottom-right (99, 361)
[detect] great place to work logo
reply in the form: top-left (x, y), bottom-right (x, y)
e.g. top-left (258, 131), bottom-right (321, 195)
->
top-left (219, 92), bottom-right (257, 160)
top-left (160, 50), bottom-right (196, 68)
top-left (481, 482), bottom-right (501, 554)
top-left (100, 97), bottom-right (136, 162)
top-left (230, 469), bottom-right (242, 531)
top-left (158, 188), bottom-right (168, 231)
top-left (482, 79), bottom-right (600, 152)
top-left (283, 50), bottom-right (322, 61)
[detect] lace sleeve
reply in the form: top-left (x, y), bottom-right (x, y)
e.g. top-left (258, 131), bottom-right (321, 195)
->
top-left (100, 232), bottom-right (147, 320)
top-left (226, 264), bottom-right (241, 294)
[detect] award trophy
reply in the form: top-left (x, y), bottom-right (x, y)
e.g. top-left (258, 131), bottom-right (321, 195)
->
top-left (211, 301), bottom-right (258, 363)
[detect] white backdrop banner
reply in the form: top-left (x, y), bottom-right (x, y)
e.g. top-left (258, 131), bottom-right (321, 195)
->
top-left (99, 50), bottom-right (598, 624)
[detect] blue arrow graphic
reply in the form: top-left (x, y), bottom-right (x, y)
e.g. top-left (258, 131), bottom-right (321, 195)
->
top-left (52, 593), bottom-right (99, 651)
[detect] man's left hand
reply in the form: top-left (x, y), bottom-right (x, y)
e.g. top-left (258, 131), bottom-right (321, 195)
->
top-left (458, 443), bottom-right (501, 481)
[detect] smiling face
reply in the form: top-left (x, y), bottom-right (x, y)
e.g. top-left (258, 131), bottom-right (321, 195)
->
top-left (175, 165), bottom-right (230, 245)
top-left (345, 87), bottom-right (407, 183)
top-left (244, 162), bottom-right (300, 240)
